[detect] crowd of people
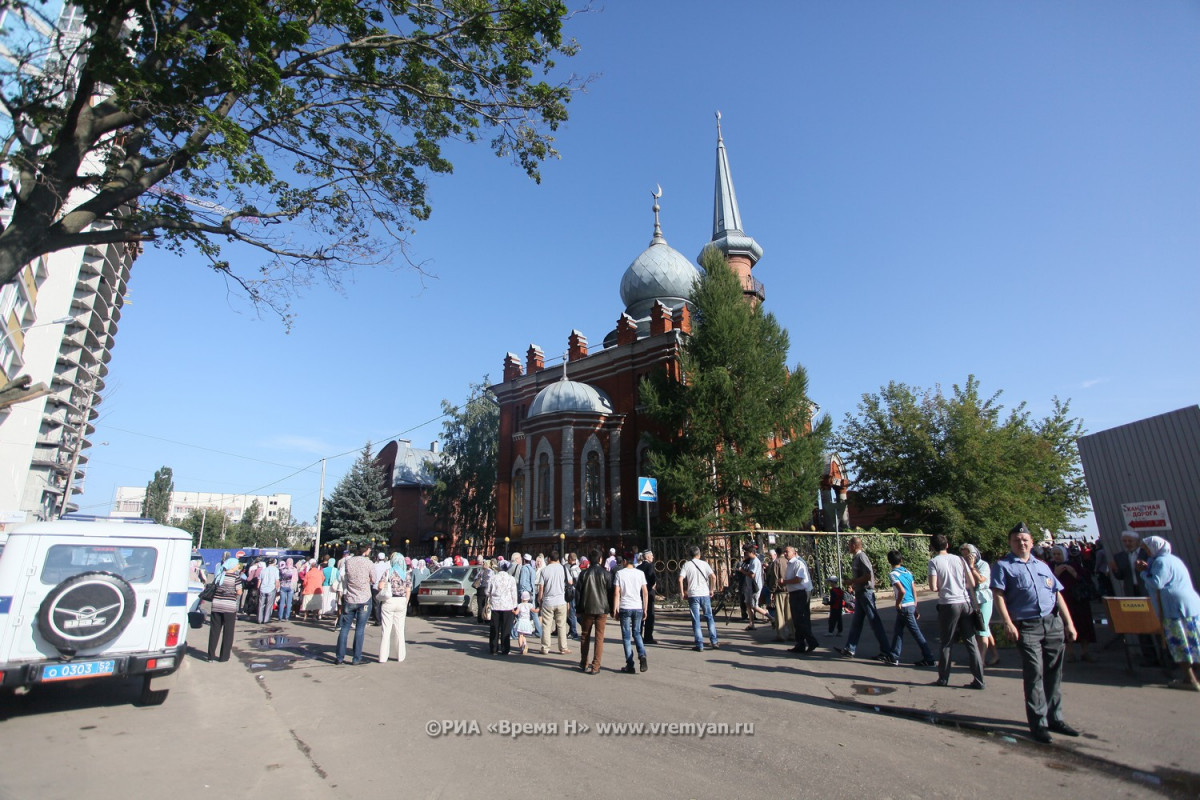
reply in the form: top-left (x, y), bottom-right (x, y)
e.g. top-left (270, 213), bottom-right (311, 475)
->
top-left (199, 524), bottom-right (1200, 743)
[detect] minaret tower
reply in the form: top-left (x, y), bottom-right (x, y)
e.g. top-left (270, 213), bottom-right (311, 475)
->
top-left (702, 111), bottom-right (765, 304)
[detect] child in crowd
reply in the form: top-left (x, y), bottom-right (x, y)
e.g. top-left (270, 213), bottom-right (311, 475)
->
top-left (514, 591), bottom-right (537, 655)
top-left (827, 576), bottom-right (845, 634)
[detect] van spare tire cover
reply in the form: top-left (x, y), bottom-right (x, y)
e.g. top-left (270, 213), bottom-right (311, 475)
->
top-left (37, 571), bottom-right (137, 652)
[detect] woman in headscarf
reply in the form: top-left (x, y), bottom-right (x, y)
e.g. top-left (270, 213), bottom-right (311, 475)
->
top-left (207, 558), bottom-right (244, 662)
top-left (378, 553), bottom-right (412, 663)
top-left (278, 558), bottom-right (298, 621)
top-left (960, 543), bottom-right (999, 666)
top-left (1051, 544), bottom-right (1097, 661)
top-left (321, 557), bottom-right (340, 621)
top-left (301, 558), bottom-right (325, 620)
top-left (1139, 536), bottom-right (1200, 691)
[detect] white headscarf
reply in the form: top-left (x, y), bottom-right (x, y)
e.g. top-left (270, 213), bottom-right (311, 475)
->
top-left (1141, 536), bottom-right (1171, 558)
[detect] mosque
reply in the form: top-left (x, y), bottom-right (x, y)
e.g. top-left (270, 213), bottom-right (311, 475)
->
top-left (490, 117), bottom-right (774, 551)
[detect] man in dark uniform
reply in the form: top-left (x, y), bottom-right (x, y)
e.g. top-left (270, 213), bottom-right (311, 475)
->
top-left (637, 550), bottom-right (658, 644)
top-left (992, 522), bottom-right (1081, 744)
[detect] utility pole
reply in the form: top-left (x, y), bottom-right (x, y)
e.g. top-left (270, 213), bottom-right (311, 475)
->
top-left (312, 458), bottom-right (326, 561)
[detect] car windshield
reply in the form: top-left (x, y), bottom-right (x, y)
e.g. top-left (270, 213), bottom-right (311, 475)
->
top-left (41, 544), bottom-right (158, 584)
top-left (429, 567), bottom-right (470, 581)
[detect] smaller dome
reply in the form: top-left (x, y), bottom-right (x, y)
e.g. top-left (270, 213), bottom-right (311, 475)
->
top-left (529, 378), bottom-right (614, 417)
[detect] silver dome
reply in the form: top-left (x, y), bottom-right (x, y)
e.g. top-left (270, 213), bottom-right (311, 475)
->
top-left (528, 379), bottom-right (614, 417)
top-left (619, 236), bottom-right (700, 317)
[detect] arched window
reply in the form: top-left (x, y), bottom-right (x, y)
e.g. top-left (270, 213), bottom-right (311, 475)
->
top-left (584, 451), bottom-right (601, 520)
top-left (511, 468), bottom-right (525, 527)
top-left (536, 453), bottom-right (551, 519)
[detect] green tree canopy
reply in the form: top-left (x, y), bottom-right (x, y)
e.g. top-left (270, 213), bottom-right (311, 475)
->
top-left (172, 506), bottom-right (233, 548)
top-left (834, 376), bottom-right (1089, 556)
top-left (141, 466), bottom-right (173, 523)
top-left (427, 379), bottom-right (499, 552)
top-left (640, 247), bottom-right (830, 536)
top-left (0, 0), bottom-right (582, 321)
top-left (321, 442), bottom-right (393, 549)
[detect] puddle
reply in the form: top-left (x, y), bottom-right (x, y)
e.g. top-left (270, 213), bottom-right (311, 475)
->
top-left (246, 653), bottom-right (301, 672)
top-left (250, 635), bottom-right (300, 650)
top-left (850, 684), bottom-right (897, 696)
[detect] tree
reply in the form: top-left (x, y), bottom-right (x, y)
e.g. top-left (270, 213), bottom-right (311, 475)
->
top-left (834, 376), bottom-right (1090, 555)
top-left (0, 0), bottom-right (582, 320)
top-left (640, 247), bottom-right (830, 536)
top-left (232, 499), bottom-right (263, 545)
top-left (172, 506), bottom-right (233, 548)
top-left (427, 379), bottom-right (499, 551)
top-left (141, 466), bottom-right (173, 523)
top-left (321, 442), bottom-right (393, 548)
top-left (259, 507), bottom-right (312, 549)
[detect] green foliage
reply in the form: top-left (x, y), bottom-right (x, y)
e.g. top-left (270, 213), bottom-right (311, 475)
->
top-left (640, 248), bottom-right (830, 536)
top-left (835, 376), bottom-right (1089, 556)
top-left (141, 466), bottom-right (173, 524)
top-left (258, 507), bottom-right (312, 550)
top-left (321, 442), bottom-right (393, 548)
top-left (171, 507), bottom-right (234, 548)
top-left (427, 379), bottom-right (499, 548)
top-left (0, 0), bottom-right (583, 321)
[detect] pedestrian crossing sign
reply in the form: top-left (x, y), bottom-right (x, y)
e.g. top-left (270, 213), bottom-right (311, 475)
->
top-left (638, 477), bottom-right (657, 502)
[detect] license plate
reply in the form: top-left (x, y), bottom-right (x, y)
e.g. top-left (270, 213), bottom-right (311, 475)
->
top-left (41, 659), bottom-right (117, 682)
top-left (430, 589), bottom-right (448, 596)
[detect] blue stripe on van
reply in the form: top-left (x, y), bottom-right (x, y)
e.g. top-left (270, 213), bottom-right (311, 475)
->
top-left (0, 596), bottom-right (11, 614)
top-left (165, 592), bottom-right (188, 607)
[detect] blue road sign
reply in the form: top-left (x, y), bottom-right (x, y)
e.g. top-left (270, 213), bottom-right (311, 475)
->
top-left (638, 477), bottom-right (658, 502)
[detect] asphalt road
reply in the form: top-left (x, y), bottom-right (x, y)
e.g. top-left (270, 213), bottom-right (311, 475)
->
top-left (1, 596), bottom-right (1195, 799)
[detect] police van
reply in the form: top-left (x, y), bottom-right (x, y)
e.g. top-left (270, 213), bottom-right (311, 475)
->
top-left (0, 516), bottom-right (191, 705)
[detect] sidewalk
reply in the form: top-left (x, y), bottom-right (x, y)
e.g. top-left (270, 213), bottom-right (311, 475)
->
top-left (700, 590), bottom-right (1199, 794)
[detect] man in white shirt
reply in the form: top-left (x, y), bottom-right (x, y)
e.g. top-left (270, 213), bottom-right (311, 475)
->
top-left (676, 545), bottom-right (719, 652)
top-left (780, 546), bottom-right (820, 653)
top-left (613, 556), bottom-right (649, 673)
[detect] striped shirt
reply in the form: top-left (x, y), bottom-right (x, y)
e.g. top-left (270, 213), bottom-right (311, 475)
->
top-left (211, 571), bottom-right (244, 615)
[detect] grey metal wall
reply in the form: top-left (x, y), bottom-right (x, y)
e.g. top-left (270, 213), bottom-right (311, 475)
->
top-left (1077, 405), bottom-right (1200, 591)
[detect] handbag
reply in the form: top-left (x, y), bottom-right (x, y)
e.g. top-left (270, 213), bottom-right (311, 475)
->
top-left (199, 573), bottom-right (221, 603)
top-left (961, 557), bottom-right (986, 632)
top-left (562, 564), bottom-right (576, 603)
top-left (378, 578), bottom-right (393, 601)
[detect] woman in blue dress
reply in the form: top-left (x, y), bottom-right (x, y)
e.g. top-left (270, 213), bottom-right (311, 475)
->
top-left (1138, 536), bottom-right (1200, 691)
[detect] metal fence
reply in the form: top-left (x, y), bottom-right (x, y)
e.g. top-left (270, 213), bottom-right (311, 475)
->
top-left (649, 529), bottom-right (933, 600)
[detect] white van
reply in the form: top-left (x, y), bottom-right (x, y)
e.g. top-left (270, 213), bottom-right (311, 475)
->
top-left (0, 517), bottom-right (191, 705)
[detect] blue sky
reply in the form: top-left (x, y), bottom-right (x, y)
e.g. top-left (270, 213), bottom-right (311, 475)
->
top-left (74, 2), bottom-right (1200, 534)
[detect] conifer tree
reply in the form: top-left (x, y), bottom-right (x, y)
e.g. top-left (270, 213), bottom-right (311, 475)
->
top-left (640, 248), bottom-right (830, 535)
top-left (321, 443), bottom-right (394, 548)
top-left (141, 466), bottom-right (174, 524)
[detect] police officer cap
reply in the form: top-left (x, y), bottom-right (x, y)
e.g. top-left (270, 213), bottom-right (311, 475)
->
top-left (1009, 522), bottom-right (1031, 535)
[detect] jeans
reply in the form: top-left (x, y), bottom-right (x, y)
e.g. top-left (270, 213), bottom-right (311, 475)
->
top-left (278, 585), bottom-right (294, 620)
top-left (845, 589), bottom-right (890, 655)
top-left (687, 595), bottom-right (718, 648)
top-left (889, 606), bottom-right (933, 662)
top-left (335, 601), bottom-right (371, 664)
top-left (567, 598), bottom-right (579, 637)
top-left (619, 608), bottom-right (646, 667)
top-left (257, 589), bottom-right (277, 623)
top-left (1016, 614), bottom-right (1066, 731)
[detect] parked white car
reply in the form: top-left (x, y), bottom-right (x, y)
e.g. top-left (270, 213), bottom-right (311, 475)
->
top-left (0, 517), bottom-right (191, 705)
